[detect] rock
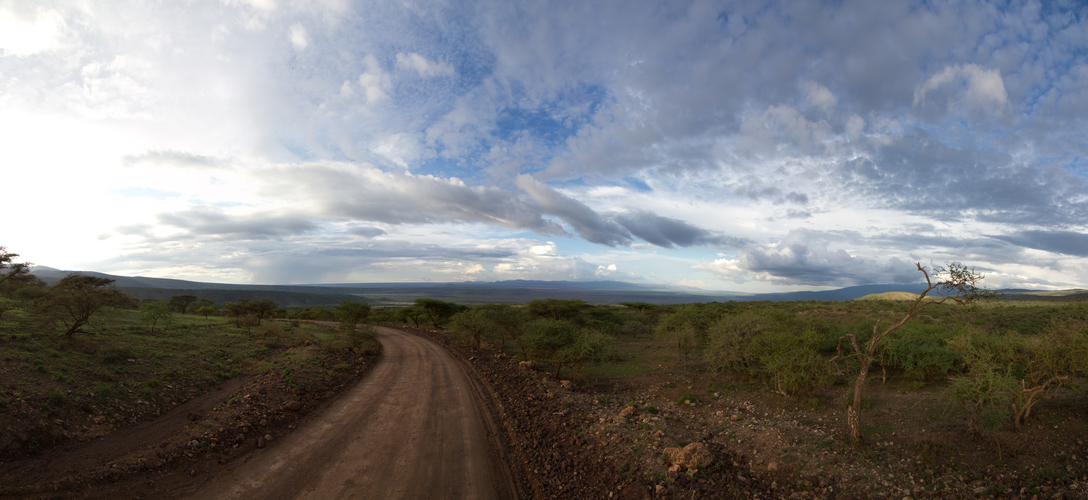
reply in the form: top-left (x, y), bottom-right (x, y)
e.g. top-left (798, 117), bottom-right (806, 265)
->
top-left (560, 380), bottom-right (573, 390)
top-left (655, 484), bottom-right (666, 495)
top-left (257, 437), bottom-right (267, 448)
top-left (264, 433), bottom-right (273, 442)
top-left (518, 360), bottom-right (538, 370)
top-left (767, 461), bottom-right (778, 471)
top-left (285, 400), bottom-right (301, 411)
top-left (663, 442), bottom-right (713, 469)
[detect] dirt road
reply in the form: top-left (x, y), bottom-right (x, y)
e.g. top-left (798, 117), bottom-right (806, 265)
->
top-left (182, 326), bottom-right (518, 500)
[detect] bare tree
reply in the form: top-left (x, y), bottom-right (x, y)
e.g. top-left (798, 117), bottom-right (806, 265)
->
top-left (830, 263), bottom-right (995, 442)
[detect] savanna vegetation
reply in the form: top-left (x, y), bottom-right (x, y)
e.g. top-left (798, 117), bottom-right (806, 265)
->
top-left (369, 266), bottom-right (1088, 444)
top-left (0, 246), bottom-right (378, 458)
top-left (7, 243), bottom-right (1088, 496)
top-left (367, 264), bottom-right (1088, 495)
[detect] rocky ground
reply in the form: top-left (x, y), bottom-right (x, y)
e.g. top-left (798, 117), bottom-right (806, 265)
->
top-left (5, 325), bottom-right (1088, 499)
top-left (414, 326), bottom-right (1088, 499)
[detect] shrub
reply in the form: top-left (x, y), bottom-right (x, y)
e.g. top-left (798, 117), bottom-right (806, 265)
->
top-left (257, 323), bottom-right (285, 337)
top-left (881, 322), bottom-right (960, 382)
top-left (100, 346), bottom-right (135, 364)
top-left (348, 325), bottom-right (377, 349)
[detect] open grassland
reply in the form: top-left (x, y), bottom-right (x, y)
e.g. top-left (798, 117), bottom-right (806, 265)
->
top-left (0, 301), bottom-right (376, 457)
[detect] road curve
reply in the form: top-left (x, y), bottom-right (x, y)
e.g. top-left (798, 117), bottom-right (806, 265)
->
top-left (185, 326), bottom-right (516, 500)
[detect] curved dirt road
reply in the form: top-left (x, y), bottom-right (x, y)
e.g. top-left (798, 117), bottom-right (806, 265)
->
top-left (183, 327), bottom-right (518, 500)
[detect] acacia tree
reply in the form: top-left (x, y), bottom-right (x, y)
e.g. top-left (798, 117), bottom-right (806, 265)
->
top-left (140, 300), bottom-right (174, 333)
top-left (830, 262), bottom-right (995, 442)
top-left (448, 308), bottom-right (499, 350)
top-left (414, 298), bottom-right (463, 329)
top-left (0, 246), bottom-right (33, 287)
top-left (335, 301), bottom-right (371, 332)
top-left (247, 298), bottom-right (277, 325)
top-left (36, 274), bottom-right (138, 337)
top-left (168, 294), bottom-right (198, 313)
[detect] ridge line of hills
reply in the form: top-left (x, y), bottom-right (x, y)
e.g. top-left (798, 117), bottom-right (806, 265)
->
top-left (27, 266), bottom-right (1088, 307)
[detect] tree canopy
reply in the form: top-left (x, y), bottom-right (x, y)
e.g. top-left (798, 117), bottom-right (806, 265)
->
top-left (35, 274), bottom-right (137, 337)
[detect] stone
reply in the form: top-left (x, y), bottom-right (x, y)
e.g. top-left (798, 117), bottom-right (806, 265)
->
top-left (285, 400), bottom-right (301, 411)
top-left (663, 442), bottom-right (713, 469)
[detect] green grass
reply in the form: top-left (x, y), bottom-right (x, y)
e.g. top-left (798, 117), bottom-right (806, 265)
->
top-left (0, 306), bottom-right (377, 456)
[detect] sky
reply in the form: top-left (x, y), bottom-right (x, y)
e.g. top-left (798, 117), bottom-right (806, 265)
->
top-left (1, 0), bottom-right (1087, 293)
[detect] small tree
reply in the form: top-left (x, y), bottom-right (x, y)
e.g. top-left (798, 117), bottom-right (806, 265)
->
top-left (526, 298), bottom-right (588, 321)
top-left (140, 300), bottom-right (174, 333)
top-left (35, 274), bottom-right (138, 337)
top-left (168, 294), bottom-right (198, 314)
top-left (0, 246), bottom-right (33, 286)
top-left (335, 301), bottom-right (371, 333)
top-left (525, 318), bottom-right (583, 379)
top-left (830, 263), bottom-right (994, 442)
top-left (395, 306), bottom-right (425, 326)
top-left (195, 305), bottom-right (218, 320)
top-left (473, 304), bottom-right (531, 357)
top-left (247, 298), bottom-right (277, 325)
top-left (448, 308), bottom-right (498, 350)
top-left (414, 298), bottom-right (463, 329)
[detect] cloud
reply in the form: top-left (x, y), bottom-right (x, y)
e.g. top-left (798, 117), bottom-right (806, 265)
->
top-left (358, 54), bottom-right (392, 104)
top-left (696, 230), bottom-right (919, 286)
top-left (801, 81), bottom-right (836, 112)
top-left (344, 225), bottom-right (386, 238)
top-left (155, 206), bottom-right (317, 241)
top-left (913, 63), bottom-right (1007, 119)
top-left (288, 23), bottom-right (308, 51)
top-left (992, 231), bottom-right (1088, 258)
top-left (121, 150), bottom-right (226, 169)
top-left (613, 210), bottom-right (748, 249)
top-left (0, 6), bottom-right (64, 56)
top-left (395, 52), bottom-right (455, 78)
top-left (739, 105), bottom-right (833, 158)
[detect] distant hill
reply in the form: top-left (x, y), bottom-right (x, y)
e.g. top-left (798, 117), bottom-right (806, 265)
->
top-left (740, 283), bottom-right (930, 302)
top-left (854, 292), bottom-right (922, 301)
top-left (26, 267), bottom-right (1087, 306)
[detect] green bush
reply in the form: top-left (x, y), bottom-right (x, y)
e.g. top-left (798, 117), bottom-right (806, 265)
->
top-left (705, 311), bottom-right (830, 396)
top-left (347, 325), bottom-right (377, 349)
top-left (881, 322), bottom-right (960, 382)
top-left (100, 346), bottom-right (135, 364)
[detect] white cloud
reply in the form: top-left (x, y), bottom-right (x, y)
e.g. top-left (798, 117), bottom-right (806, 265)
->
top-left (288, 23), bottom-right (308, 51)
top-left (595, 263), bottom-right (618, 278)
top-left (395, 52), bottom-right (455, 78)
top-left (0, 6), bottom-right (64, 56)
top-left (358, 54), bottom-right (391, 104)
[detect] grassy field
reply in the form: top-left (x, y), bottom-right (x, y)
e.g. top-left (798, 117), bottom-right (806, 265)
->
top-left (0, 303), bottom-right (375, 456)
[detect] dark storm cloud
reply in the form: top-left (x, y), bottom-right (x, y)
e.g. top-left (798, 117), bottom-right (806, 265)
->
top-left (156, 206), bottom-right (317, 240)
top-left (515, 175), bottom-right (632, 247)
top-left (614, 210), bottom-right (749, 249)
top-left (993, 230), bottom-right (1088, 258)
